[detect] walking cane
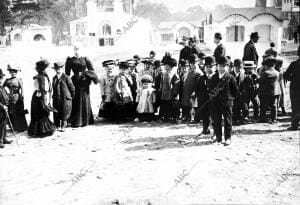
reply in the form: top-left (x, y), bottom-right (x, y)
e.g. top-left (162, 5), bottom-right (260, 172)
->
top-left (4, 109), bottom-right (19, 147)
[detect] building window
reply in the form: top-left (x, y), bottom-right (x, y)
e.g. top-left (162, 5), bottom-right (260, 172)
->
top-left (226, 25), bottom-right (245, 42)
top-left (161, 34), bottom-right (174, 41)
top-left (102, 24), bottom-right (112, 35)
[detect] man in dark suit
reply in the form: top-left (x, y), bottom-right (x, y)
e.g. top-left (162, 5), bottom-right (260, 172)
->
top-left (213, 32), bottom-right (226, 64)
top-left (208, 56), bottom-right (238, 146)
top-left (190, 38), bottom-right (201, 57)
top-left (52, 62), bottom-right (75, 132)
top-left (258, 56), bottom-right (281, 123)
top-left (195, 56), bottom-right (216, 135)
top-left (0, 69), bottom-right (12, 148)
top-left (230, 59), bottom-right (246, 124)
top-left (242, 32), bottom-right (259, 66)
top-left (284, 46), bottom-right (300, 130)
top-left (179, 40), bottom-right (191, 62)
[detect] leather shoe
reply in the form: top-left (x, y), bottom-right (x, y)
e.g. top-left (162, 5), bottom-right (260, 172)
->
top-left (3, 138), bottom-right (12, 144)
top-left (201, 129), bottom-right (211, 135)
top-left (224, 139), bottom-right (231, 146)
top-left (0, 143), bottom-right (4, 148)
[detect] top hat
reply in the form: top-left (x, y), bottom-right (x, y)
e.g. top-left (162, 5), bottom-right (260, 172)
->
top-left (36, 59), bottom-right (50, 71)
top-left (204, 56), bottom-right (216, 66)
top-left (102, 60), bottom-right (115, 67)
top-left (53, 61), bottom-right (64, 69)
top-left (0, 68), bottom-right (5, 77)
top-left (7, 64), bottom-right (21, 72)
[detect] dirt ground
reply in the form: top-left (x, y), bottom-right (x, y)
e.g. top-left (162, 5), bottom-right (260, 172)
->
top-left (0, 43), bottom-right (300, 205)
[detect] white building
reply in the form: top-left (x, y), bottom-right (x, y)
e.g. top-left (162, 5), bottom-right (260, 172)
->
top-left (204, 0), bottom-right (286, 56)
top-left (69, 0), bottom-right (154, 47)
top-left (156, 21), bottom-right (204, 45)
top-left (4, 24), bottom-right (52, 46)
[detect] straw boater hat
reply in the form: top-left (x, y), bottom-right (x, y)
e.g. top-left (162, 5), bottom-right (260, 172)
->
top-left (7, 64), bottom-right (21, 72)
top-left (102, 60), bottom-right (115, 67)
top-left (243, 61), bottom-right (256, 70)
top-left (140, 74), bottom-right (153, 83)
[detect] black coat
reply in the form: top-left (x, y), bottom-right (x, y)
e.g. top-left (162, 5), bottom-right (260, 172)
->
top-left (0, 86), bottom-right (9, 121)
top-left (191, 45), bottom-right (201, 57)
top-left (52, 73), bottom-right (75, 120)
top-left (242, 41), bottom-right (259, 65)
top-left (179, 46), bottom-right (191, 61)
top-left (208, 72), bottom-right (238, 107)
top-left (213, 43), bottom-right (226, 63)
top-left (284, 58), bottom-right (300, 91)
top-left (259, 68), bottom-right (281, 96)
top-left (240, 73), bottom-right (259, 100)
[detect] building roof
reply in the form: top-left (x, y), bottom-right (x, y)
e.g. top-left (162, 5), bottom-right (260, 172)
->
top-left (211, 7), bottom-right (287, 22)
top-left (158, 20), bottom-right (204, 29)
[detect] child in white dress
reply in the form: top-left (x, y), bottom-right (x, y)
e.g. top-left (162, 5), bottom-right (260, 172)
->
top-left (136, 75), bottom-right (156, 121)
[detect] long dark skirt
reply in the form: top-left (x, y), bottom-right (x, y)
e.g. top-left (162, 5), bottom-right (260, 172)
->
top-left (9, 98), bottom-right (28, 132)
top-left (28, 92), bottom-right (56, 137)
top-left (69, 75), bottom-right (94, 127)
top-left (98, 102), bottom-right (117, 120)
top-left (114, 102), bottom-right (134, 120)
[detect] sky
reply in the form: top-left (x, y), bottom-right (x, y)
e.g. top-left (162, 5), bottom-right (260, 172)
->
top-left (150, 0), bottom-right (254, 11)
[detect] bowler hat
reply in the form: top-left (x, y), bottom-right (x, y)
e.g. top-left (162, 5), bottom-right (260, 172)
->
top-left (179, 59), bottom-right (190, 67)
top-left (204, 56), bottom-right (216, 66)
top-left (118, 61), bottom-right (128, 69)
top-left (216, 56), bottom-right (229, 65)
top-left (198, 52), bottom-right (206, 59)
top-left (149, 51), bottom-right (156, 56)
top-left (133, 55), bottom-right (140, 61)
top-left (189, 54), bottom-right (199, 64)
top-left (0, 68), bottom-right (5, 77)
top-left (164, 58), bottom-right (177, 67)
top-left (214, 32), bottom-right (222, 40)
top-left (234, 59), bottom-right (243, 67)
top-left (53, 61), bottom-right (64, 69)
top-left (250, 32), bottom-right (259, 39)
top-left (141, 58), bottom-right (153, 65)
top-left (264, 55), bottom-right (276, 67)
top-left (7, 64), bottom-right (20, 72)
top-left (153, 60), bottom-right (161, 68)
top-left (102, 60), bottom-right (115, 67)
top-left (36, 59), bottom-right (50, 71)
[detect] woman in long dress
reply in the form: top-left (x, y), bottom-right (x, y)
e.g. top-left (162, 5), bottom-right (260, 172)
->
top-left (3, 64), bottom-right (28, 132)
top-left (28, 60), bottom-right (56, 137)
top-left (65, 44), bottom-right (99, 127)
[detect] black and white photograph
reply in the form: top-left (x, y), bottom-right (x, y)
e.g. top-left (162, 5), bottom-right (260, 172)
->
top-left (0, 0), bottom-right (300, 204)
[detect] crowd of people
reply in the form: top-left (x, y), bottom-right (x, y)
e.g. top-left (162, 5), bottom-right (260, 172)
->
top-left (0, 32), bottom-right (300, 148)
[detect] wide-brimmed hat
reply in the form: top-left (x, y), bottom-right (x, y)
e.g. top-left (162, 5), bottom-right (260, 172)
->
top-left (243, 61), bottom-right (256, 69)
top-left (0, 68), bottom-right (5, 77)
top-left (102, 60), bottom-right (115, 67)
top-left (36, 59), bottom-right (50, 71)
top-left (53, 61), bottom-right (64, 69)
top-left (7, 64), bottom-right (21, 72)
top-left (204, 56), bottom-right (216, 66)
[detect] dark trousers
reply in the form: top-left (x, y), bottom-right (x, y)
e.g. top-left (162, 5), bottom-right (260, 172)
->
top-left (290, 89), bottom-right (300, 128)
top-left (244, 97), bottom-right (259, 119)
top-left (259, 95), bottom-right (279, 121)
top-left (182, 105), bottom-right (191, 121)
top-left (0, 115), bottom-right (7, 143)
top-left (232, 96), bottom-right (247, 122)
top-left (210, 102), bottom-right (233, 141)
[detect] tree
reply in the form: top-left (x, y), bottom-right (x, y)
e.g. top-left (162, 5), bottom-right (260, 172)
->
top-left (0, 0), bottom-right (13, 35)
top-left (134, 0), bottom-right (171, 26)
